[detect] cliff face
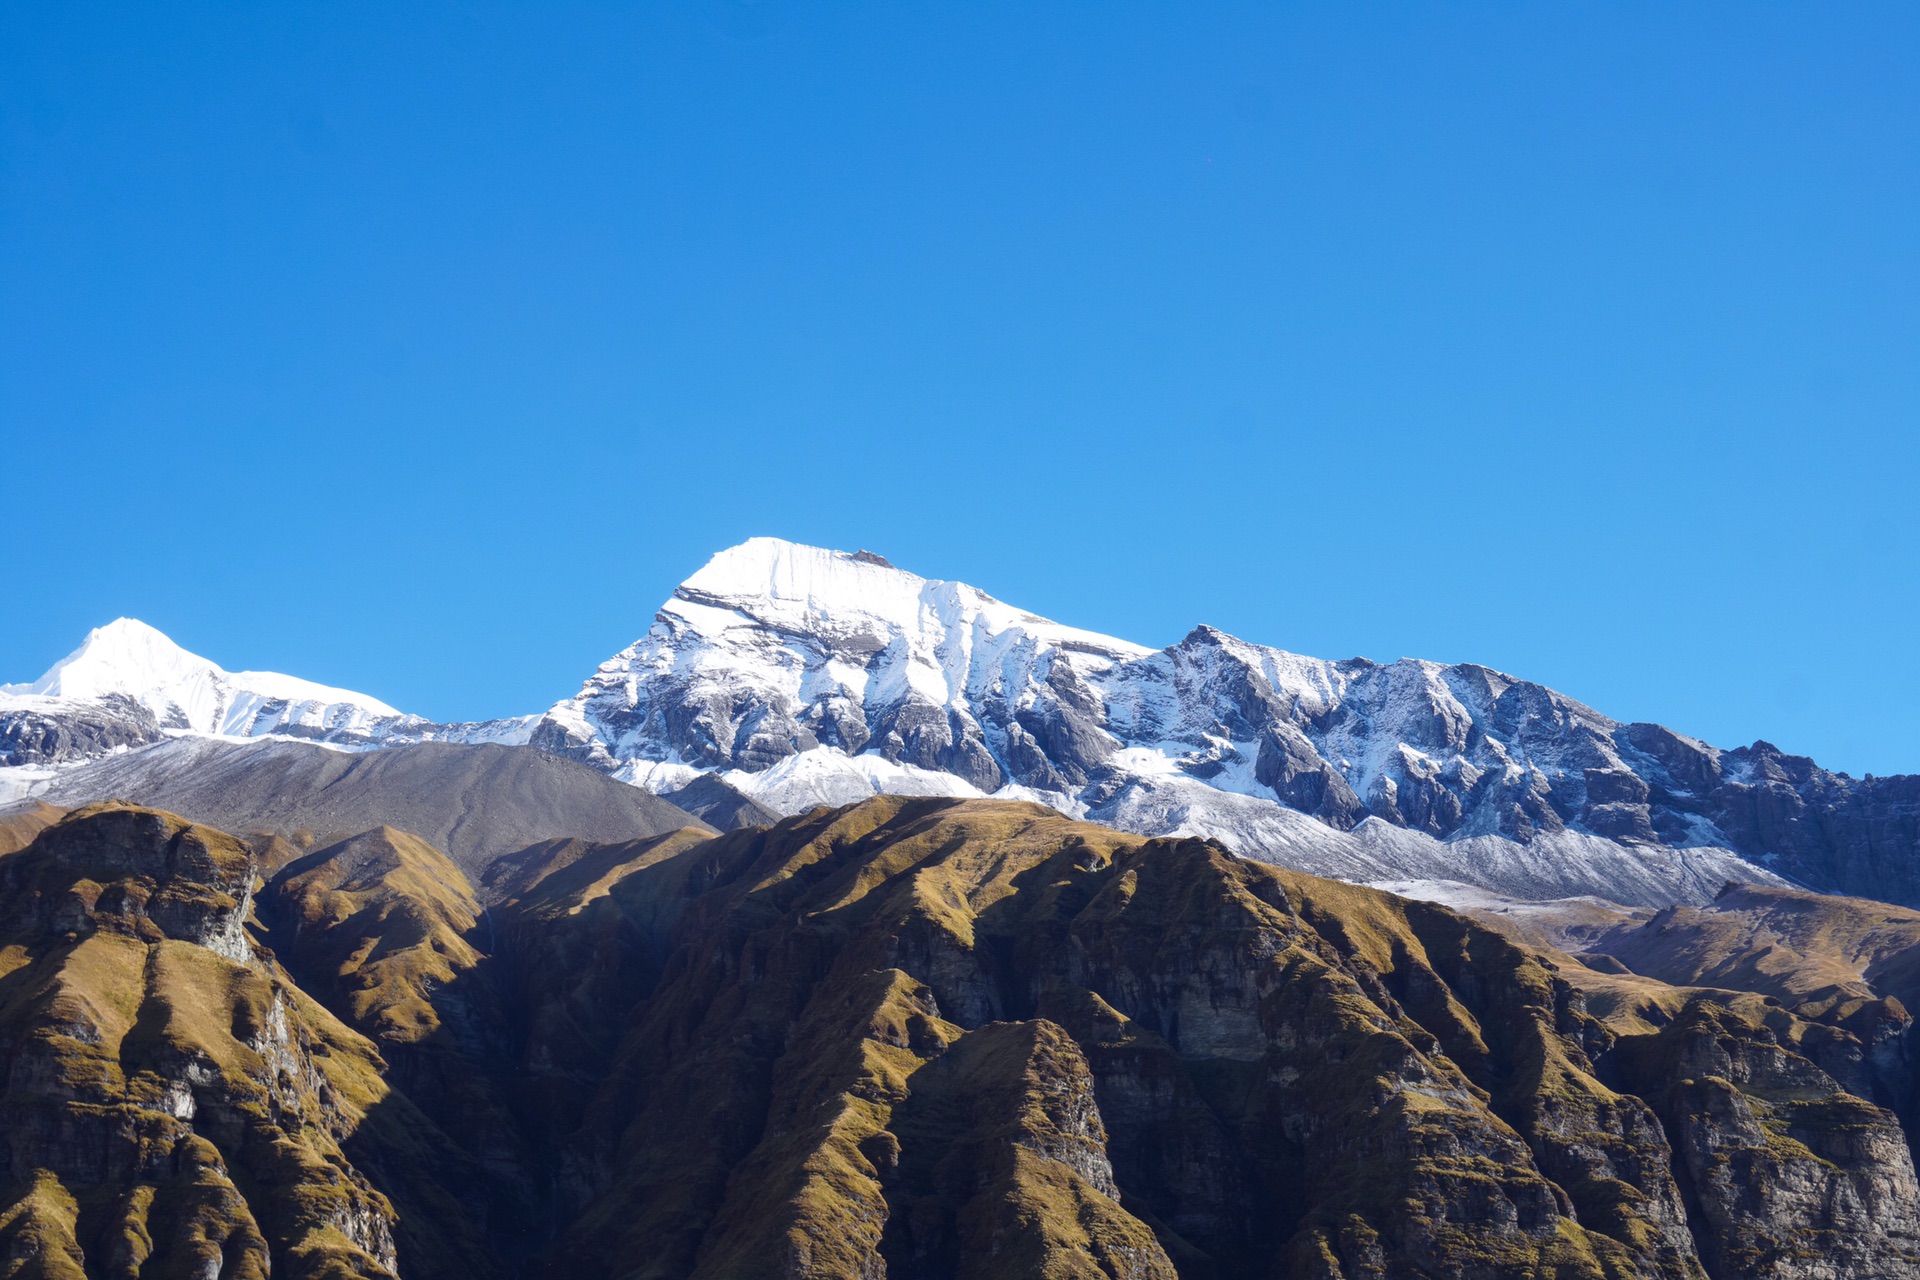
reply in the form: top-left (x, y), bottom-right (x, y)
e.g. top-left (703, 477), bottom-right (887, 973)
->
top-left (0, 804), bottom-right (403, 1279)
top-left (3, 796), bottom-right (1917, 1279)
top-left (1621, 732), bottom-right (1920, 906)
top-left (0, 697), bottom-right (163, 768)
top-left (1612, 1003), bottom-right (1920, 1280)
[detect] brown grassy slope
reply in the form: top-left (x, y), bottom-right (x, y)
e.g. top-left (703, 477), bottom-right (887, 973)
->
top-left (1583, 883), bottom-right (1920, 1013)
top-left (539, 795), bottom-right (1879, 1280)
top-left (0, 804), bottom-right (401, 1280)
top-left (8, 795), bottom-right (1913, 1280)
top-left (0, 804), bottom-right (506, 1280)
top-left (264, 826), bottom-right (484, 1044)
top-left (0, 802), bottom-right (64, 856)
top-left (256, 824), bottom-right (571, 1278)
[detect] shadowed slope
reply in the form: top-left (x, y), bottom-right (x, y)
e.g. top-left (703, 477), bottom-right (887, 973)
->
top-left (0, 804), bottom-right (494, 1280)
top-left (520, 796), bottom-right (1920, 1280)
top-left (657, 774), bottom-right (780, 831)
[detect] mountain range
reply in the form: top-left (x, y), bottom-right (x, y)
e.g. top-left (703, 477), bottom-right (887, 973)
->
top-left (6, 537), bottom-right (1917, 910)
top-left (6, 540), bottom-right (1920, 1278)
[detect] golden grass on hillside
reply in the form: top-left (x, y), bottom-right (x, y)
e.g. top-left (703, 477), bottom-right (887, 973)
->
top-left (0, 801), bottom-right (66, 857)
top-left (268, 827), bottom-right (485, 1045)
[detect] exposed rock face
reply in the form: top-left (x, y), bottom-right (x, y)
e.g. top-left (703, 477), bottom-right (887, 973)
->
top-left (0, 802), bottom-right (259, 960)
top-left (1612, 1003), bottom-right (1920, 1280)
top-left (1623, 733), bottom-right (1920, 906)
top-left (0, 694), bottom-right (162, 767)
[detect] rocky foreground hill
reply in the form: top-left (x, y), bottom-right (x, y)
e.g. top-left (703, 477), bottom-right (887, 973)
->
top-left (2, 793), bottom-right (1918, 1279)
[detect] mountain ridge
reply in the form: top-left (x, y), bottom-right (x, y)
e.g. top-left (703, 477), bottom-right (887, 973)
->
top-left (7, 538), bottom-right (1918, 909)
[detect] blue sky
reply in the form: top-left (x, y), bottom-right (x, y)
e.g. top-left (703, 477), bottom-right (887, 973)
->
top-left (3, 3), bottom-right (1916, 775)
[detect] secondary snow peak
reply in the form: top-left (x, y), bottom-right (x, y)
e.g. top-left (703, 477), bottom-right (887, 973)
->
top-left (7, 617), bottom-right (407, 738)
top-left (16, 617), bottom-right (222, 708)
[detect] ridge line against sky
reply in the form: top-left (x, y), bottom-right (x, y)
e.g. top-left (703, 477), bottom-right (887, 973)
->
top-left (3, 534), bottom-right (1910, 782)
top-left (2, 3), bottom-right (1915, 774)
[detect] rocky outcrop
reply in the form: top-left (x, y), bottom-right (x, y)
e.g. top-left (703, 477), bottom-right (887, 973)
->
top-left (0, 694), bottom-right (162, 767)
top-left (1611, 1002), bottom-right (1920, 1279)
top-left (0, 802), bottom-right (259, 960)
top-left (1619, 729), bottom-right (1920, 905)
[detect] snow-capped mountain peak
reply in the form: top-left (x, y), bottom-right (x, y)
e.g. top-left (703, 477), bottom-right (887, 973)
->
top-left (674, 537), bottom-right (1150, 659)
top-left (4, 616), bottom-right (406, 738)
top-left (2, 618), bottom-right (533, 753)
top-left (14, 538), bottom-right (1901, 909)
top-left (522, 537), bottom-right (1808, 906)
top-left (12, 617), bottom-right (214, 705)
top-left (8, 618), bottom-right (404, 731)
top-left (535, 539), bottom-right (1155, 795)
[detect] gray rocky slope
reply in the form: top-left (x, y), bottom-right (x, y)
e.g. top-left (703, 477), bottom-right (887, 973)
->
top-left (36, 738), bottom-right (709, 877)
top-left (7, 538), bottom-right (1918, 908)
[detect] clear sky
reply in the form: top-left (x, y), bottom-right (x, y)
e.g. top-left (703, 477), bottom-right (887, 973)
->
top-left (3, 3), bottom-right (1916, 775)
